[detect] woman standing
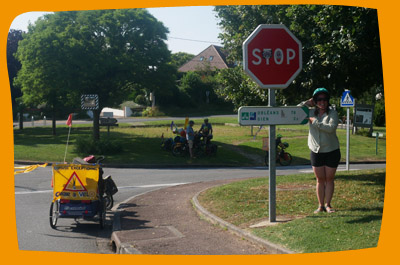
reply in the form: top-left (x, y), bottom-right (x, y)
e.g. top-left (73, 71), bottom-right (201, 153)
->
top-left (300, 88), bottom-right (341, 213)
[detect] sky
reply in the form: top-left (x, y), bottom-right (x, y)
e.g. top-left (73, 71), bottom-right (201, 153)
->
top-left (8, 6), bottom-right (223, 55)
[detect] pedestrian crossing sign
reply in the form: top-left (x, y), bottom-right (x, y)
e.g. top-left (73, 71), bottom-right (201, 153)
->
top-left (341, 90), bottom-right (355, 107)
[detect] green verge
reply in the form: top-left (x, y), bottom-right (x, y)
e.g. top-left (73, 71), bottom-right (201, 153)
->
top-left (197, 169), bottom-right (385, 253)
top-left (14, 121), bottom-right (385, 166)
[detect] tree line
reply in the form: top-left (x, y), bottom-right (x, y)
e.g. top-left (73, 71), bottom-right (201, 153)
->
top-left (214, 5), bottom-right (384, 119)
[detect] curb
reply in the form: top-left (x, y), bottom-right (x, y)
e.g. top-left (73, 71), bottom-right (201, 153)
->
top-left (192, 188), bottom-right (296, 254)
top-left (111, 231), bottom-right (141, 254)
top-left (110, 197), bottom-right (144, 254)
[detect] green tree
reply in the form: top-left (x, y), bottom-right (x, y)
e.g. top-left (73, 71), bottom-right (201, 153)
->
top-left (216, 67), bottom-right (268, 110)
top-left (170, 52), bottom-right (195, 69)
top-left (214, 5), bottom-right (383, 106)
top-left (179, 72), bottom-right (206, 104)
top-left (7, 29), bottom-right (23, 125)
top-left (15, 9), bottom-right (173, 139)
top-left (14, 14), bottom-right (72, 135)
top-left (178, 68), bottom-right (221, 107)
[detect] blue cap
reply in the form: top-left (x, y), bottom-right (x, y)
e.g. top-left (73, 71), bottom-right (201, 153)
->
top-left (313, 88), bottom-right (329, 97)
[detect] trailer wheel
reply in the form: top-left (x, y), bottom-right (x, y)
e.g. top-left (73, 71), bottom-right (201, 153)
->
top-left (49, 201), bottom-right (59, 229)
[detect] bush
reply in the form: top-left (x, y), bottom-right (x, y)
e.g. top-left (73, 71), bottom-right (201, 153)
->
top-left (141, 107), bottom-right (165, 117)
top-left (135, 94), bottom-right (148, 106)
top-left (74, 137), bottom-right (123, 155)
top-left (355, 128), bottom-right (371, 137)
top-left (374, 99), bottom-right (385, 126)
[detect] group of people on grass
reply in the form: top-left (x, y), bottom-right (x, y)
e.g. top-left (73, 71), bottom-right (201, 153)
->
top-left (172, 118), bottom-right (213, 159)
top-left (185, 118), bottom-right (213, 159)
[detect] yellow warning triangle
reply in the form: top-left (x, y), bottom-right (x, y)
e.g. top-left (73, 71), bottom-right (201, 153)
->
top-left (63, 171), bottom-right (88, 192)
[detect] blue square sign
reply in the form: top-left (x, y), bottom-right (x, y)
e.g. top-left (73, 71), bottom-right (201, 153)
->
top-left (341, 90), bottom-right (355, 107)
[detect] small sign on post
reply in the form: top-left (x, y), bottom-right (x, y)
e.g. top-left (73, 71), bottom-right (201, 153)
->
top-left (341, 90), bottom-right (355, 171)
top-left (81, 94), bottom-right (99, 110)
top-left (99, 117), bottom-right (118, 136)
top-left (341, 90), bottom-right (355, 107)
top-left (238, 106), bottom-right (309, 126)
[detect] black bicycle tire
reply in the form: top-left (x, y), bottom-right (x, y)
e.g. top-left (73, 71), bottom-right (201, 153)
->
top-left (172, 145), bottom-right (183, 156)
top-left (278, 152), bottom-right (292, 166)
top-left (105, 193), bottom-right (114, 210)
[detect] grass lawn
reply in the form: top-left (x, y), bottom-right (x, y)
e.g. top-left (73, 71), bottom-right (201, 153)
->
top-left (13, 118), bottom-right (386, 166)
top-left (197, 168), bottom-right (385, 253)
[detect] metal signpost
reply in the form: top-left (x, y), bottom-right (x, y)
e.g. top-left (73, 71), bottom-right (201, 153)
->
top-left (340, 90), bottom-right (355, 171)
top-left (242, 24), bottom-right (302, 222)
top-left (372, 132), bottom-right (384, 155)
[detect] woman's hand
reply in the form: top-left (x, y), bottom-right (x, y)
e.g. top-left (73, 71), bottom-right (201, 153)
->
top-left (306, 98), bottom-right (315, 107)
top-left (309, 117), bottom-right (316, 123)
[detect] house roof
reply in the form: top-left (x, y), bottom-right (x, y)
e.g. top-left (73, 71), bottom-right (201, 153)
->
top-left (178, 45), bottom-right (232, 72)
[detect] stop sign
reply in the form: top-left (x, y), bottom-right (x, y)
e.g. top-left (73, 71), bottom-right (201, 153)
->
top-left (243, 24), bottom-right (302, 89)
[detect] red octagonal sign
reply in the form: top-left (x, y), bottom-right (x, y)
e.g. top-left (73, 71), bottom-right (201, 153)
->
top-left (243, 24), bottom-right (302, 89)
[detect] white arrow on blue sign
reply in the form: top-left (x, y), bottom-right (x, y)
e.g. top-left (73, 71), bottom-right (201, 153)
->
top-left (341, 90), bottom-right (355, 107)
top-left (238, 106), bottom-right (309, 126)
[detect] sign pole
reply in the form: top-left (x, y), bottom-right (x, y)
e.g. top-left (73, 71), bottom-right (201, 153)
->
top-left (242, 24), bottom-right (303, 224)
top-left (346, 107), bottom-right (350, 171)
top-left (268, 88), bottom-right (276, 222)
top-left (341, 90), bottom-right (355, 171)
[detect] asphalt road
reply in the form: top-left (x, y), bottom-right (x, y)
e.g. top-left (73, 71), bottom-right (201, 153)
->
top-left (14, 163), bottom-right (386, 253)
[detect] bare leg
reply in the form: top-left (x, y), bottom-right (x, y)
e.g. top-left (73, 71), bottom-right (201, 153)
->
top-left (189, 147), bottom-right (193, 158)
top-left (313, 166), bottom-right (326, 207)
top-left (324, 166), bottom-right (337, 208)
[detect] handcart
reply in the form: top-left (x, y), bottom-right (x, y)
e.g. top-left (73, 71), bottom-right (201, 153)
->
top-left (49, 163), bottom-right (106, 229)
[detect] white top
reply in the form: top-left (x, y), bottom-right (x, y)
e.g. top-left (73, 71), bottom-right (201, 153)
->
top-left (308, 109), bottom-right (340, 153)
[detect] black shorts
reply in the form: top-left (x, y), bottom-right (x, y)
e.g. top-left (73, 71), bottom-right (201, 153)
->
top-left (310, 149), bottom-right (341, 168)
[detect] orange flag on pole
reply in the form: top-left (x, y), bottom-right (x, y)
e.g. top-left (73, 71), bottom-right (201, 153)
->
top-left (184, 117), bottom-right (189, 128)
top-left (66, 114), bottom-right (73, 127)
top-left (64, 114), bottom-right (73, 163)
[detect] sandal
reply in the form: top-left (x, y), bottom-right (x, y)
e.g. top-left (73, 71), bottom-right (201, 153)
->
top-left (314, 206), bottom-right (326, 213)
top-left (325, 205), bottom-right (336, 213)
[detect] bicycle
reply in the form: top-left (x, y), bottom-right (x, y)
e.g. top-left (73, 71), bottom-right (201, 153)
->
top-left (171, 132), bottom-right (217, 157)
top-left (73, 155), bottom-right (118, 210)
top-left (264, 135), bottom-right (292, 166)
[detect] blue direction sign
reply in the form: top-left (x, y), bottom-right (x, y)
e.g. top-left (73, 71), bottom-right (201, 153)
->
top-left (238, 106), bottom-right (309, 126)
top-left (341, 90), bottom-right (355, 107)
